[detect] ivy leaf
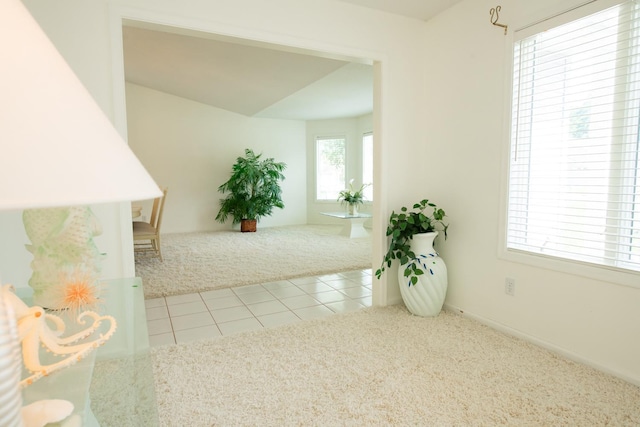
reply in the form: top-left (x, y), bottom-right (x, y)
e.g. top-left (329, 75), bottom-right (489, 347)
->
top-left (376, 198), bottom-right (449, 283)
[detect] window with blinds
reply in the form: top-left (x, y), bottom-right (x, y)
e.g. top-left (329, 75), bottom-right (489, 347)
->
top-left (507, 0), bottom-right (640, 273)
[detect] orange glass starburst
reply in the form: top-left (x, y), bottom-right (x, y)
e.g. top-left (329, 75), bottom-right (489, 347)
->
top-left (62, 280), bottom-right (99, 309)
top-left (49, 270), bottom-right (102, 313)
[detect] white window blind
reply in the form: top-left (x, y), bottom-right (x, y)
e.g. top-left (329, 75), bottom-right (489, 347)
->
top-left (507, 0), bottom-right (640, 273)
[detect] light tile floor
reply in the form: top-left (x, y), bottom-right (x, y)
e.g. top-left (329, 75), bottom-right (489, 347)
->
top-left (145, 269), bottom-right (373, 347)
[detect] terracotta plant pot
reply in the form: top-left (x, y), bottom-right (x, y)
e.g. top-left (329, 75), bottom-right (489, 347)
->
top-left (241, 219), bottom-right (257, 232)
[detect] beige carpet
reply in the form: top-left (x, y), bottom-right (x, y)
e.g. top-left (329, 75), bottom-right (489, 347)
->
top-left (135, 225), bottom-right (371, 299)
top-left (151, 306), bottom-right (640, 426)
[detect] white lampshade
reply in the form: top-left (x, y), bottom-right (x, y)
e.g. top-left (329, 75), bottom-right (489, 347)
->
top-left (0, 0), bottom-right (161, 211)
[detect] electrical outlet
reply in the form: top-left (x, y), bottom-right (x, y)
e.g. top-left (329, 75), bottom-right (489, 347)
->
top-left (505, 277), bottom-right (515, 296)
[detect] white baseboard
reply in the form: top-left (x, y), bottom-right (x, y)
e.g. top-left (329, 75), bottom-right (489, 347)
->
top-left (443, 303), bottom-right (640, 387)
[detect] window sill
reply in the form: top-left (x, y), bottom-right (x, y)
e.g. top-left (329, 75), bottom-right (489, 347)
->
top-left (499, 248), bottom-right (640, 290)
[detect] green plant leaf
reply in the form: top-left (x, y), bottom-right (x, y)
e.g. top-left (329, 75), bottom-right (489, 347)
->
top-left (376, 198), bottom-right (449, 282)
top-left (215, 149), bottom-right (286, 225)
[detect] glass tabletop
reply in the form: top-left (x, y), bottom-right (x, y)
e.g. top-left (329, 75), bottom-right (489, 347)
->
top-left (321, 211), bottom-right (372, 219)
top-left (19, 277), bottom-right (158, 426)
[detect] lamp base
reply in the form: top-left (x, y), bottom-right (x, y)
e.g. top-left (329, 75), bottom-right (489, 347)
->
top-left (21, 399), bottom-right (74, 427)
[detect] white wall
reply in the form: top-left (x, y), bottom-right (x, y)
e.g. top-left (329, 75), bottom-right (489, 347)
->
top-left (423, 0), bottom-right (640, 384)
top-left (126, 83), bottom-right (307, 233)
top-left (306, 114), bottom-right (373, 225)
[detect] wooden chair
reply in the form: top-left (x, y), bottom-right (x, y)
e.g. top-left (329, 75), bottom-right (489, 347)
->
top-left (133, 188), bottom-right (168, 261)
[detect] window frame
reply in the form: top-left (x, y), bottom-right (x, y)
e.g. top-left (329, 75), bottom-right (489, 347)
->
top-left (497, 0), bottom-right (640, 289)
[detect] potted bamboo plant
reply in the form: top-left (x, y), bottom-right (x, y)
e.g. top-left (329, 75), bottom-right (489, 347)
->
top-left (215, 149), bottom-right (286, 232)
top-left (375, 199), bottom-right (449, 316)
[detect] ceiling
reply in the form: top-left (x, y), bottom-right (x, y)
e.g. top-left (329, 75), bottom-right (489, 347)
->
top-left (122, 0), bottom-right (463, 121)
top-left (337, 0), bottom-right (463, 21)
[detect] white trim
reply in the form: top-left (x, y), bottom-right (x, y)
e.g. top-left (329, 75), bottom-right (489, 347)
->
top-left (509, 0), bottom-right (626, 37)
top-left (499, 248), bottom-right (640, 289)
top-left (444, 304), bottom-right (640, 387)
top-left (110, 5), bottom-right (382, 66)
top-left (497, 21), bottom-right (516, 270)
top-left (371, 60), bottom-right (389, 307)
top-left (109, 5), bottom-right (136, 278)
top-left (514, 0), bottom-right (626, 37)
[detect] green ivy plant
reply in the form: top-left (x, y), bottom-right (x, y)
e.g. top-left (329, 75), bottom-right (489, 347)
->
top-left (375, 199), bottom-right (448, 286)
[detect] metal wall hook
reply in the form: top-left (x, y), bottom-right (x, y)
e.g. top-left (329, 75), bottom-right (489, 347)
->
top-left (490, 5), bottom-right (508, 35)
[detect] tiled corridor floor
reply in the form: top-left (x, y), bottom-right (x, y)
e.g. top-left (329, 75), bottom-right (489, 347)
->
top-left (145, 269), bottom-right (372, 346)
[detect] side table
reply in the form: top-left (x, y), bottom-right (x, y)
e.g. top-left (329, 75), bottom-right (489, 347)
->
top-left (19, 277), bottom-right (158, 426)
top-left (321, 212), bottom-right (372, 238)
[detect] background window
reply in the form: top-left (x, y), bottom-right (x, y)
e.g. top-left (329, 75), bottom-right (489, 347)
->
top-left (362, 132), bottom-right (373, 201)
top-left (506, 1), bottom-right (640, 272)
top-left (316, 136), bottom-right (346, 200)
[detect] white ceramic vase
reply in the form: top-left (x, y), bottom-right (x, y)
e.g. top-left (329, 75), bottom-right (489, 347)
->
top-left (348, 204), bottom-right (358, 216)
top-left (397, 231), bottom-right (448, 317)
top-left (0, 286), bottom-right (23, 427)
